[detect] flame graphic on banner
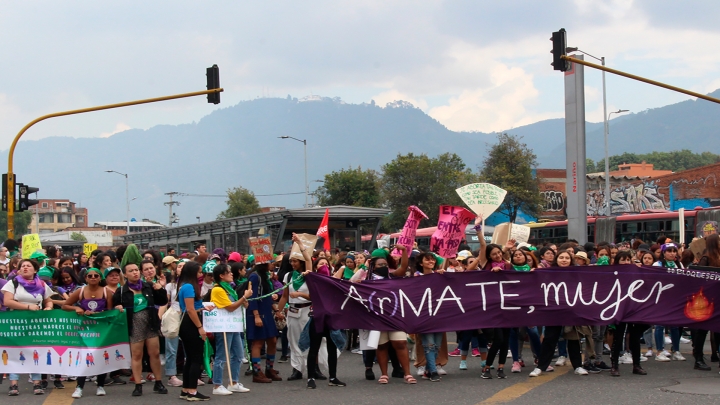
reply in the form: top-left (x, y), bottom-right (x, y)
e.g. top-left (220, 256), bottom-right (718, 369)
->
top-left (684, 288), bottom-right (714, 322)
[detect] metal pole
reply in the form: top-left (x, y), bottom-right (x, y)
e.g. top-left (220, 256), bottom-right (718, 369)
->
top-left (303, 140), bottom-right (308, 208)
top-left (125, 174), bottom-right (130, 234)
top-left (601, 57), bottom-right (610, 216)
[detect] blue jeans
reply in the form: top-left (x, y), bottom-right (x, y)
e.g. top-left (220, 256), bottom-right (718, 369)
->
top-left (421, 333), bottom-right (444, 374)
top-left (459, 330), bottom-right (486, 355)
top-left (654, 326), bottom-right (681, 352)
top-left (558, 338), bottom-right (568, 357)
top-left (165, 336), bottom-right (180, 376)
top-left (10, 373), bottom-right (40, 382)
top-left (509, 327), bottom-right (542, 362)
top-left (213, 332), bottom-right (243, 385)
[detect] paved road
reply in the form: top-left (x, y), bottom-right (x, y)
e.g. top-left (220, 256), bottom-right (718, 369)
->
top-left (5, 338), bottom-right (720, 405)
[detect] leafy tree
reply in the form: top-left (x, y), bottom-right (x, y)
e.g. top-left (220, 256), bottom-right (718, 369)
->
top-left (607, 150), bottom-right (719, 172)
top-left (70, 232), bottom-right (87, 242)
top-left (586, 158), bottom-right (597, 173)
top-left (480, 133), bottom-right (544, 222)
top-left (0, 211), bottom-right (33, 241)
top-left (315, 167), bottom-right (381, 208)
top-left (381, 153), bottom-right (479, 230)
top-left (217, 186), bottom-right (261, 219)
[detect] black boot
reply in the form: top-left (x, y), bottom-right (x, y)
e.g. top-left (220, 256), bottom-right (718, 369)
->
top-left (287, 368), bottom-right (303, 381)
top-left (153, 381), bottom-right (168, 394)
top-left (314, 366), bottom-right (327, 380)
top-left (131, 384), bottom-right (142, 396)
top-left (694, 359), bottom-right (711, 371)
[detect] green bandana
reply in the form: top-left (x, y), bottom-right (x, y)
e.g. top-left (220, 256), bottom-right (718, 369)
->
top-left (219, 281), bottom-right (238, 301)
top-left (342, 266), bottom-right (355, 280)
top-left (664, 261), bottom-right (677, 268)
top-left (291, 270), bottom-right (305, 291)
top-left (596, 256), bottom-right (610, 266)
top-left (513, 264), bottom-right (531, 272)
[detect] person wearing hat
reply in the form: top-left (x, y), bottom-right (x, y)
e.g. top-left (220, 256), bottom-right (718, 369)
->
top-left (200, 255), bottom-right (220, 296)
top-left (227, 252), bottom-right (242, 264)
top-left (574, 251), bottom-right (590, 266)
top-left (162, 256), bottom-right (178, 280)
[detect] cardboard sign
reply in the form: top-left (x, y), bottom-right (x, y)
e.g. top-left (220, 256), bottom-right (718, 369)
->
top-left (83, 243), bottom-right (98, 259)
top-left (689, 238), bottom-right (707, 261)
top-left (290, 233), bottom-right (318, 260)
top-left (202, 302), bottom-right (245, 333)
top-left (21, 234), bottom-right (42, 259)
top-left (392, 206), bottom-right (428, 255)
top-left (249, 236), bottom-right (273, 264)
top-left (491, 222), bottom-right (530, 245)
top-left (430, 206), bottom-right (476, 258)
top-left (455, 183), bottom-right (508, 218)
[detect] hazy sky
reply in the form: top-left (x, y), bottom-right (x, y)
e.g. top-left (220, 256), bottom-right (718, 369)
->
top-left (2, 0), bottom-right (720, 148)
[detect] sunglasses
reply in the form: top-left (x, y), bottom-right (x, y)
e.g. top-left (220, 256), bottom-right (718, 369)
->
top-left (87, 274), bottom-right (101, 279)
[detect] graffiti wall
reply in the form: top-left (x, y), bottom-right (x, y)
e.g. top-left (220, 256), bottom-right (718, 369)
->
top-left (608, 182), bottom-right (666, 214)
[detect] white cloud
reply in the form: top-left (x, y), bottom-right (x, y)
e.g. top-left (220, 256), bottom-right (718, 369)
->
top-left (100, 123), bottom-right (132, 138)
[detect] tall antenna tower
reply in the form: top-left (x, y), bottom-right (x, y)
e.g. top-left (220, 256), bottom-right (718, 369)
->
top-left (164, 192), bottom-right (181, 226)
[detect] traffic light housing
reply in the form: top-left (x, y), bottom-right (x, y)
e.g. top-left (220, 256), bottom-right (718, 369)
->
top-left (551, 29), bottom-right (568, 72)
top-left (18, 183), bottom-right (39, 212)
top-left (2, 173), bottom-right (15, 212)
top-left (206, 65), bottom-right (220, 104)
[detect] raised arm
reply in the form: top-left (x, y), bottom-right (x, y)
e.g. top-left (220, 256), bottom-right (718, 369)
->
top-left (392, 245), bottom-right (409, 277)
top-left (292, 233), bottom-right (313, 272)
top-left (467, 215), bottom-right (485, 270)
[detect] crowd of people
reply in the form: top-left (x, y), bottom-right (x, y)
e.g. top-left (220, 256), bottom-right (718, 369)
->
top-left (1, 217), bottom-right (719, 400)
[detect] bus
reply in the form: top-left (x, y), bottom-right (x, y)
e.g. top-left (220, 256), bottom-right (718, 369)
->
top-left (526, 207), bottom-right (720, 246)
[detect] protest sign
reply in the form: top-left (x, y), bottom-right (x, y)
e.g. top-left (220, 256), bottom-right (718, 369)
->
top-left (491, 222), bottom-right (531, 245)
top-left (21, 233), bottom-right (42, 259)
top-left (0, 309), bottom-right (130, 376)
top-left (202, 302), bottom-right (245, 333)
top-left (430, 206), bottom-right (476, 258)
top-left (455, 183), bottom-right (507, 218)
top-left (83, 243), bottom-right (98, 259)
top-left (391, 206), bottom-right (428, 255)
top-left (249, 236), bottom-right (273, 264)
top-left (291, 233), bottom-right (319, 258)
top-left (690, 238), bottom-right (707, 261)
top-left (306, 265), bottom-right (720, 334)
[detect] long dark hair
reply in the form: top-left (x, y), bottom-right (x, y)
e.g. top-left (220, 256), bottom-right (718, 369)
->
top-left (276, 254), bottom-right (293, 283)
top-left (612, 251), bottom-right (633, 265)
top-left (60, 266), bottom-right (81, 286)
top-left (177, 261), bottom-right (201, 300)
top-left (253, 263), bottom-right (271, 295)
top-left (705, 233), bottom-right (720, 267)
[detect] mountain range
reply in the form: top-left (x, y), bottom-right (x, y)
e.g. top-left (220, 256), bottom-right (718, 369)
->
top-left (4, 90), bottom-right (720, 226)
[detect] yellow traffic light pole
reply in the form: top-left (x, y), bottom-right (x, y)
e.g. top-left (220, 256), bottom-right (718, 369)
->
top-left (561, 55), bottom-right (720, 105)
top-left (6, 88), bottom-right (223, 238)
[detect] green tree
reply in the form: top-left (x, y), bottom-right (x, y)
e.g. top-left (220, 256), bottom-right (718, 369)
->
top-left (586, 158), bottom-right (597, 173)
top-left (606, 149), bottom-right (720, 172)
top-left (70, 232), bottom-right (87, 242)
top-left (0, 211), bottom-right (33, 241)
top-left (480, 133), bottom-right (544, 222)
top-left (315, 167), bottom-right (381, 208)
top-left (217, 186), bottom-right (262, 219)
top-left (381, 153), bottom-right (479, 230)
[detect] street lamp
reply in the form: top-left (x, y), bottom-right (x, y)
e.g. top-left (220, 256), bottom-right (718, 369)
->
top-left (278, 136), bottom-right (308, 207)
top-left (105, 170), bottom-right (130, 233)
top-left (605, 109), bottom-right (629, 212)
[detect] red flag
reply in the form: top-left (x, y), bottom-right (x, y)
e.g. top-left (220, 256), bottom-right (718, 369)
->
top-left (317, 208), bottom-right (330, 250)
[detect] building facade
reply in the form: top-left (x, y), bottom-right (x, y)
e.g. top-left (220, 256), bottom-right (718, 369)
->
top-left (27, 199), bottom-right (88, 234)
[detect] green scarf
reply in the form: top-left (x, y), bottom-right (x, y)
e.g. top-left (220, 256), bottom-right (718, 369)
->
top-left (291, 270), bottom-right (305, 291)
top-left (219, 281), bottom-right (238, 301)
top-left (513, 264), bottom-right (531, 272)
top-left (596, 256), bottom-right (610, 266)
top-left (342, 266), bottom-right (355, 280)
top-left (664, 261), bottom-right (677, 268)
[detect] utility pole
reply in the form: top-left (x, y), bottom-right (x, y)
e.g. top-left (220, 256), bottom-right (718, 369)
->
top-left (164, 192), bottom-right (181, 226)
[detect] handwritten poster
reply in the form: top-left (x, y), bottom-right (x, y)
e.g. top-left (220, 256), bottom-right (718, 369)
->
top-left (21, 234), bottom-right (42, 259)
top-left (249, 236), bottom-right (273, 264)
top-left (391, 206), bottom-right (428, 255)
top-left (83, 243), bottom-right (98, 259)
top-left (491, 222), bottom-right (531, 245)
top-left (202, 303), bottom-right (245, 332)
top-left (430, 206), bottom-right (476, 258)
top-left (455, 183), bottom-right (507, 218)
top-left (290, 233), bottom-right (319, 259)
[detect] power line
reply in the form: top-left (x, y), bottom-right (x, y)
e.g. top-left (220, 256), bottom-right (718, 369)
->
top-left (168, 191), bottom-right (305, 198)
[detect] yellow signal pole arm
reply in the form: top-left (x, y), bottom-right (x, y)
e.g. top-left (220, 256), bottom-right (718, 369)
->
top-left (561, 55), bottom-right (720, 105)
top-left (6, 88), bottom-right (223, 238)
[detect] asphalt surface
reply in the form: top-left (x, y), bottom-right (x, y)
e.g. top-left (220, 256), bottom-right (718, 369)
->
top-left (4, 336), bottom-right (720, 405)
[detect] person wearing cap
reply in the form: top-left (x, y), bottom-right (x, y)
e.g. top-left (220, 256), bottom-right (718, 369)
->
top-left (228, 252), bottom-right (242, 264)
top-left (161, 256), bottom-right (178, 279)
top-left (201, 255), bottom-right (219, 296)
top-left (574, 251), bottom-right (590, 266)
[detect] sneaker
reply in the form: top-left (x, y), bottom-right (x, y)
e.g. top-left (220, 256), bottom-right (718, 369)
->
top-left (41, 380), bottom-right (48, 389)
top-left (497, 369), bottom-right (507, 379)
top-left (436, 366), bottom-right (447, 375)
top-left (197, 379), bottom-right (206, 386)
top-left (546, 365), bottom-right (555, 372)
top-left (278, 355), bottom-right (289, 362)
top-left (33, 384), bottom-right (44, 395)
top-left (186, 391), bottom-right (210, 401)
top-left (242, 358), bottom-right (249, 364)
top-left (179, 391), bottom-right (188, 400)
top-left (664, 336), bottom-right (672, 345)
top-left (639, 355), bottom-right (647, 362)
top-left (228, 383), bottom-right (250, 393)
top-left (672, 351), bottom-right (686, 361)
top-left (416, 366), bottom-right (426, 376)
top-left (212, 385), bottom-right (233, 395)
top-left (518, 359), bottom-right (525, 367)
top-left (72, 387), bottom-right (83, 398)
top-left (507, 352), bottom-right (513, 358)
top-left (328, 378), bottom-right (346, 387)
top-left (574, 367), bottom-right (588, 376)
top-left (584, 363), bottom-right (601, 374)
top-left (481, 369), bottom-right (493, 379)
top-left (351, 348), bottom-right (362, 355)
top-left (472, 348), bottom-right (482, 357)
top-left (96, 387), bottom-right (106, 396)
top-left (644, 350), bottom-right (654, 357)
top-left (528, 368), bottom-right (542, 377)
top-left (160, 354), bottom-right (166, 366)
top-left (459, 360), bottom-right (468, 370)
top-left (554, 356), bottom-right (566, 366)
top-left (307, 378), bottom-right (316, 389)
top-left (694, 360), bottom-right (712, 371)
top-left (429, 372), bottom-right (440, 382)
top-left (680, 337), bottom-right (691, 344)
top-left (655, 353), bottom-right (671, 362)
top-left (54, 380), bottom-right (65, 389)
top-left (661, 350), bottom-right (671, 357)
top-left (511, 361), bottom-right (521, 373)
top-left (594, 361), bottom-right (611, 371)
top-left (619, 353), bottom-right (633, 364)
top-left (167, 376), bottom-right (183, 387)
top-left (146, 373), bottom-right (156, 382)
top-left (153, 381), bottom-right (168, 394)
top-left (448, 348), bottom-right (461, 357)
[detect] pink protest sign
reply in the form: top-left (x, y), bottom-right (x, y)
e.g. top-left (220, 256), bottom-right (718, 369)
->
top-left (391, 206), bottom-right (428, 255)
top-left (430, 205), bottom-right (476, 258)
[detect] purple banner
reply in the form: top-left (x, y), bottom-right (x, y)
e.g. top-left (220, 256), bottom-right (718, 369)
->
top-left (305, 265), bottom-right (720, 333)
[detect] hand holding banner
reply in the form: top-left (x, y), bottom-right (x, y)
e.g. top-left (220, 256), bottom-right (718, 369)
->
top-left (392, 206), bottom-right (428, 255)
top-left (430, 206), bottom-right (476, 258)
top-left (455, 183), bottom-right (507, 218)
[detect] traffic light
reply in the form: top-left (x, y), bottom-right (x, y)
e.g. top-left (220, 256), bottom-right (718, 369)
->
top-left (2, 173), bottom-right (15, 212)
top-left (551, 29), bottom-right (568, 72)
top-left (206, 64), bottom-right (220, 104)
top-left (18, 183), bottom-right (39, 212)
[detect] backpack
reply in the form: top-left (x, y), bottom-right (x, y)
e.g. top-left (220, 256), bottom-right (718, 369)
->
top-left (160, 283), bottom-right (183, 339)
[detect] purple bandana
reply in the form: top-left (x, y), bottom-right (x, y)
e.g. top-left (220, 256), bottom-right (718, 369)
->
top-left (126, 280), bottom-right (143, 291)
top-left (16, 275), bottom-right (46, 298)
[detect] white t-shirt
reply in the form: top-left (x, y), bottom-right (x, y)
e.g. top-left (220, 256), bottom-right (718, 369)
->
top-left (283, 273), bottom-right (310, 304)
top-left (0, 257), bottom-right (9, 265)
top-left (167, 283), bottom-right (181, 312)
top-left (2, 279), bottom-right (53, 306)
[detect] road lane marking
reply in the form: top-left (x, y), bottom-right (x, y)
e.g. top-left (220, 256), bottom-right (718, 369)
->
top-left (477, 366), bottom-right (571, 404)
top-left (42, 382), bottom-right (76, 405)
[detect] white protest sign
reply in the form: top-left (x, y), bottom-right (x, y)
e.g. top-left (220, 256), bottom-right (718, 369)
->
top-left (510, 223), bottom-right (531, 244)
top-left (455, 183), bottom-right (507, 218)
top-left (491, 222), bottom-right (530, 245)
top-left (202, 302), bottom-right (245, 333)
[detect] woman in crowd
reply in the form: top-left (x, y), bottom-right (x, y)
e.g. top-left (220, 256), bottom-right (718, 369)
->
top-left (246, 260), bottom-right (284, 383)
top-left (76, 252), bottom-right (89, 275)
top-left (57, 256), bottom-right (75, 272)
top-left (164, 258), bottom-right (185, 387)
top-left (414, 253), bottom-right (445, 382)
top-left (113, 262), bottom-right (169, 397)
top-left (507, 249), bottom-right (541, 373)
top-left (640, 251), bottom-right (656, 267)
top-left (58, 267), bottom-right (82, 295)
top-left (277, 235), bottom-right (315, 382)
top-left (652, 243), bottom-right (686, 362)
top-left (63, 268), bottom-right (114, 397)
top-left (537, 246), bottom-right (555, 268)
top-left (2, 259), bottom-right (54, 396)
top-left (692, 233), bottom-right (720, 371)
top-left (142, 259), bottom-right (159, 283)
